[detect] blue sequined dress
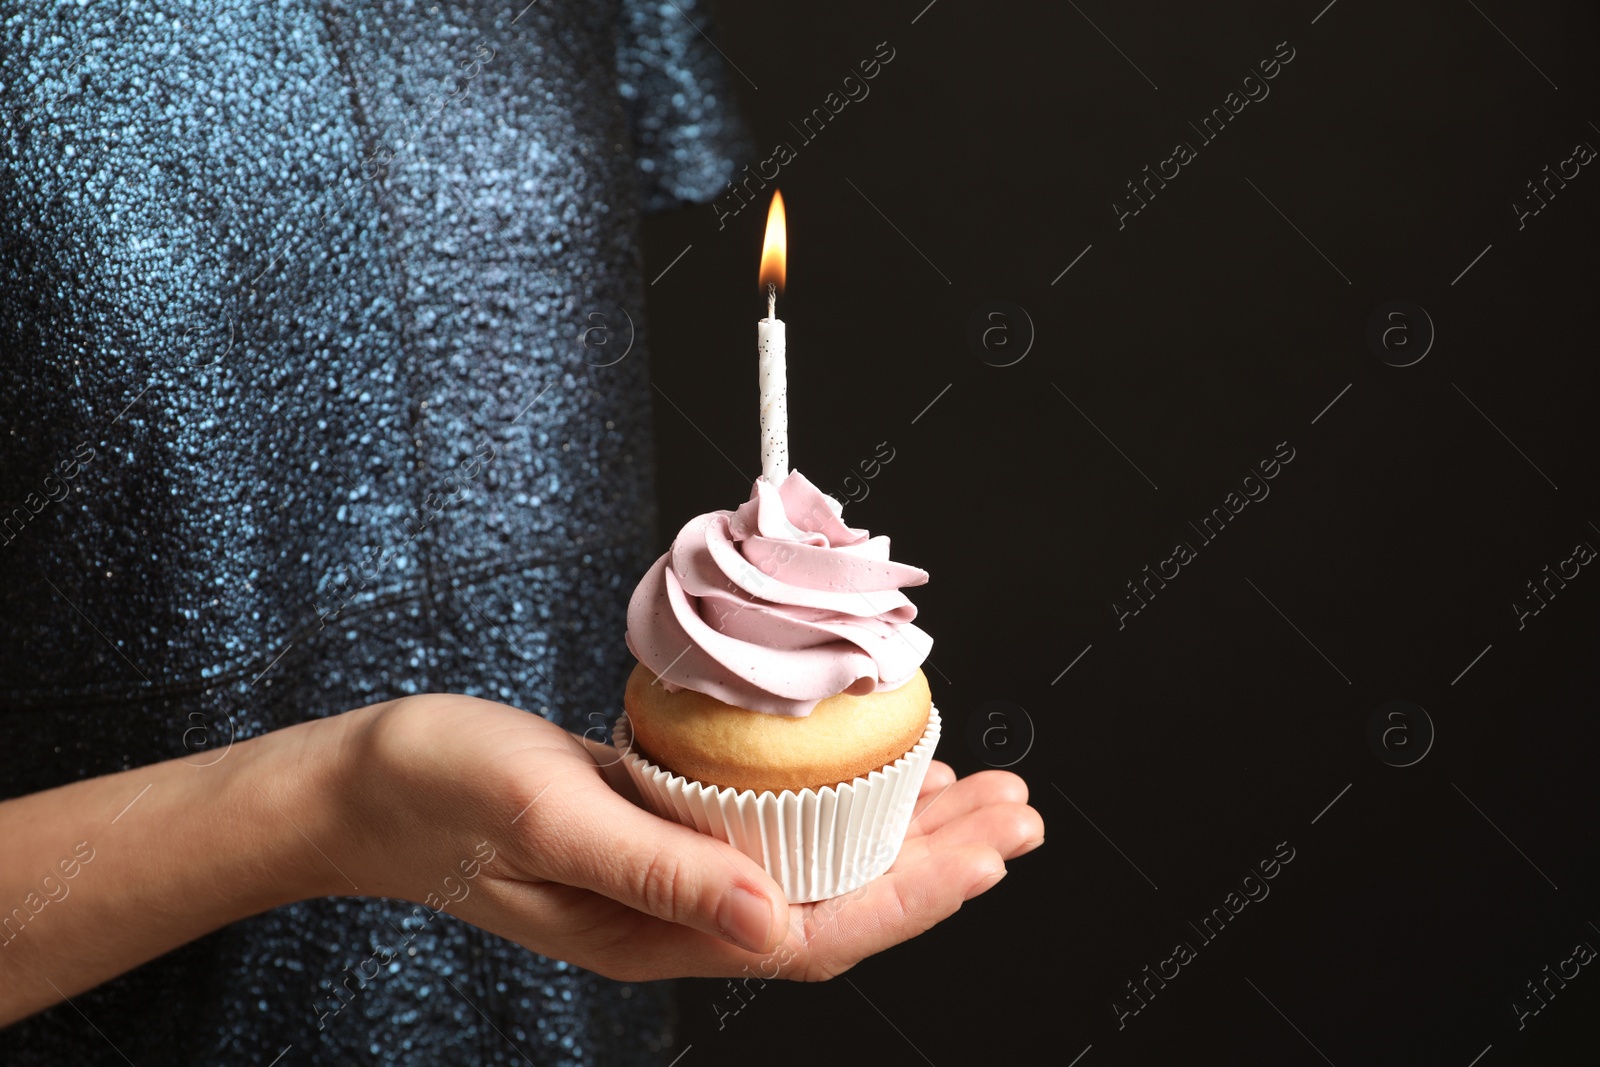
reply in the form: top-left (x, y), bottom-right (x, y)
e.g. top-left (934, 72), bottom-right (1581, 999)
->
top-left (0, 2), bottom-right (746, 1062)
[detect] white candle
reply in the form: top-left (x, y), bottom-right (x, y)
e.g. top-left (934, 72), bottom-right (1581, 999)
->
top-left (758, 192), bottom-right (788, 484)
top-left (758, 290), bottom-right (787, 484)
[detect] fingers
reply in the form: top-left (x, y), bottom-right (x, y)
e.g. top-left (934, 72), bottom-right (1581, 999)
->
top-left (529, 771), bottom-right (791, 954)
top-left (492, 838), bottom-right (1009, 983)
top-left (919, 760), bottom-right (956, 798)
top-left (516, 745), bottom-right (1036, 981)
top-left (474, 878), bottom-right (759, 982)
top-left (792, 841), bottom-right (1005, 980)
top-left (908, 769), bottom-right (1031, 837)
top-left (896, 801), bottom-right (1043, 866)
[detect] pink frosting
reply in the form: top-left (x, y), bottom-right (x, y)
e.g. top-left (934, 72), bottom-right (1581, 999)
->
top-left (625, 470), bottom-right (932, 716)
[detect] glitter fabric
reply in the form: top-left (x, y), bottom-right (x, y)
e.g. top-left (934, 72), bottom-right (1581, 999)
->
top-left (0, 1), bottom-right (747, 1062)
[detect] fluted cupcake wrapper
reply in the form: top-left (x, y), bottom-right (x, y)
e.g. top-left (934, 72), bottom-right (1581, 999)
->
top-left (611, 709), bottom-right (942, 903)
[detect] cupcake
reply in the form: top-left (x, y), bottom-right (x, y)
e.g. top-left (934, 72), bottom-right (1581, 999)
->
top-left (615, 470), bottom-right (941, 902)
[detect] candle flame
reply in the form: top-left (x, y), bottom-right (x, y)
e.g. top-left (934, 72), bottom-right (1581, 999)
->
top-left (759, 190), bottom-right (786, 294)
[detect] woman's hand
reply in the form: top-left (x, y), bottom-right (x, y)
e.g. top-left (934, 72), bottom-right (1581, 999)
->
top-left (0, 691), bottom-right (1042, 1025)
top-left (337, 694), bottom-right (1044, 982)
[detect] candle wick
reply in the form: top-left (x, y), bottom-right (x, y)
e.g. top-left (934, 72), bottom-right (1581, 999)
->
top-left (766, 282), bottom-right (776, 323)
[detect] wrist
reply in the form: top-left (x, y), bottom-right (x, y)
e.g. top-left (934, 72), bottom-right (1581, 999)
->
top-left (230, 703), bottom-right (380, 907)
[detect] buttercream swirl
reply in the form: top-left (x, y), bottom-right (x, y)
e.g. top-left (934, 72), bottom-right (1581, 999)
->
top-left (625, 471), bottom-right (932, 716)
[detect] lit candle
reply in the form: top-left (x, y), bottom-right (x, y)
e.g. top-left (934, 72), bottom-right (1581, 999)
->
top-left (758, 191), bottom-right (787, 484)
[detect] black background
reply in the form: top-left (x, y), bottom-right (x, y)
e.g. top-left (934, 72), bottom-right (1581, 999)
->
top-left (639, 2), bottom-right (1600, 1064)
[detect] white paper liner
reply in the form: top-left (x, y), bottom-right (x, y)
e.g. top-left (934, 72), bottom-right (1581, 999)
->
top-left (611, 708), bottom-right (942, 903)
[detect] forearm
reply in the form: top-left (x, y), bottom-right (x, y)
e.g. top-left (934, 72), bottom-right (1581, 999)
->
top-left (0, 705), bottom-right (368, 1026)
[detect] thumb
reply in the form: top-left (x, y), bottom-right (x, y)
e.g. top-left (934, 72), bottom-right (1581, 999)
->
top-left (543, 771), bottom-right (791, 953)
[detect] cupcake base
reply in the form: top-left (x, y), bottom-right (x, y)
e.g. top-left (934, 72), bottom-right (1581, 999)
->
top-left (611, 708), bottom-right (942, 903)
top-left (623, 664), bottom-right (932, 795)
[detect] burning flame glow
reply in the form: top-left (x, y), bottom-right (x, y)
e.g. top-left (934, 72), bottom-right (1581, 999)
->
top-left (759, 190), bottom-right (786, 294)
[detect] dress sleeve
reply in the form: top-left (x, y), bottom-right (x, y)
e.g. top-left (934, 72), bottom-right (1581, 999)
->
top-left (616, 0), bottom-right (754, 213)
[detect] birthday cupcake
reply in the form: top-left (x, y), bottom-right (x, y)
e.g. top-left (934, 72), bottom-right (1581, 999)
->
top-left (614, 471), bottom-right (942, 902)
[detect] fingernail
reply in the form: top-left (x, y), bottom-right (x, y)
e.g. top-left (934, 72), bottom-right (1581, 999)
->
top-left (964, 866), bottom-right (1006, 901)
top-left (717, 886), bottom-right (773, 951)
